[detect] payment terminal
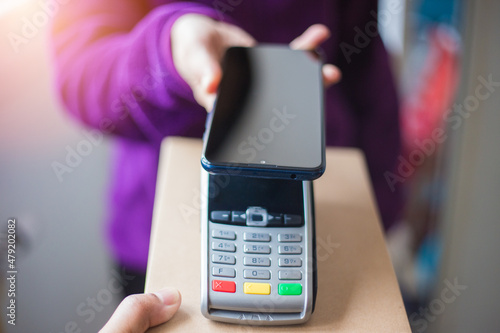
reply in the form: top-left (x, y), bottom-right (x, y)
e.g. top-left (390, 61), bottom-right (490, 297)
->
top-left (200, 170), bottom-right (317, 325)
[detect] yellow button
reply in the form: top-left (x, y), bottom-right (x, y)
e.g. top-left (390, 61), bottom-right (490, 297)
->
top-left (243, 282), bottom-right (271, 295)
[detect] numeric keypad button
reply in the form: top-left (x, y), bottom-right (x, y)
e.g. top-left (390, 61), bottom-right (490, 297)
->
top-left (211, 254), bottom-right (236, 265)
top-left (244, 244), bottom-right (271, 254)
top-left (212, 241), bottom-right (236, 252)
top-left (278, 245), bottom-right (302, 254)
top-left (212, 267), bottom-right (236, 278)
top-left (278, 270), bottom-right (302, 280)
top-left (243, 269), bottom-right (271, 280)
top-left (243, 256), bottom-right (271, 267)
top-left (243, 232), bottom-right (271, 242)
top-left (212, 229), bottom-right (236, 240)
top-left (278, 233), bottom-right (301, 242)
top-left (279, 257), bottom-right (302, 267)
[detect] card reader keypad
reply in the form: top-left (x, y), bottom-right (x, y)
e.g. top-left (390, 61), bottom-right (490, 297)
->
top-left (209, 208), bottom-right (305, 298)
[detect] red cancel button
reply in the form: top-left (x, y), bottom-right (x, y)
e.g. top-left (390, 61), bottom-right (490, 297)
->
top-left (212, 280), bottom-right (236, 293)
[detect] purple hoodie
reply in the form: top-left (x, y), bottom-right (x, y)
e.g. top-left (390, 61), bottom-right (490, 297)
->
top-left (51, 0), bottom-right (402, 271)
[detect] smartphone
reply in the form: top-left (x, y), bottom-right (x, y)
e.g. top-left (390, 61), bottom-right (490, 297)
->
top-left (201, 45), bottom-right (325, 181)
top-left (200, 169), bottom-right (317, 325)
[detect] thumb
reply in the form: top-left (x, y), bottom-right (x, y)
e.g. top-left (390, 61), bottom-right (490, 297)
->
top-left (100, 288), bottom-right (182, 333)
top-left (196, 57), bottom-right (222, 111)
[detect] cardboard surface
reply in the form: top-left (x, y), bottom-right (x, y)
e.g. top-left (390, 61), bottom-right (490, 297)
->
top-left (145, 137), bottom-right (410, 332)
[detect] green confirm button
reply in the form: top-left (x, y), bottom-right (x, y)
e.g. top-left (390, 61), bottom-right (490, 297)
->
top-left (278, 283), bottom-right (302, 295)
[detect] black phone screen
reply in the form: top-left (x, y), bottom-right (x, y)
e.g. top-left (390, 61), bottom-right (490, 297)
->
top-left (208, 174), bottom-right (304, 216)
top-left (203, 45), bottom-right (325, 180)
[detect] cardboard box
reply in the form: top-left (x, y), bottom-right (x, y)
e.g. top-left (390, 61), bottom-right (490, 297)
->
top-left (145, 137), bottom-right (410, 332)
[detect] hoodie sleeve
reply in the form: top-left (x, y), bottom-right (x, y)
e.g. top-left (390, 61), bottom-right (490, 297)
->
top-left (51, 0), bottom-right (221, 143)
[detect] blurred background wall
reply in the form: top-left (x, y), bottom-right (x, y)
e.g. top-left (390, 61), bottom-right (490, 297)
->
top-left (427, 1), bottom-right (500, 332)
top-left (0, 2), bottom-right (119, 332)
top-left (382, 1), bottom-right (500, 332)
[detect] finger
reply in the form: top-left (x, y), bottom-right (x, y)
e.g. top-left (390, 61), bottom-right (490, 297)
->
top-left (186, 45), bottom-right (222, 110)
top-left (100, 288), bottom-right (181, 333)
top-left (216, 22), bottom-right (257, 50)
top-left (196, 23), bottom-right (255, 111)
top-left (290, 24), bottom-right (331, 50)
top-left (322, 64), bottom-right (342, 87)
top-left (202, 92), bottom-right (217, 112)
top-left (171, 15), bottom-right (223, 110)
top-left (197, 24), bottom-right (255, 112)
